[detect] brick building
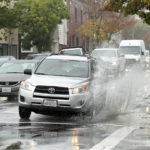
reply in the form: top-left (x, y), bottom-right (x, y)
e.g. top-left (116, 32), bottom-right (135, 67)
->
top-left (65, 0), bottom-right (91, 51)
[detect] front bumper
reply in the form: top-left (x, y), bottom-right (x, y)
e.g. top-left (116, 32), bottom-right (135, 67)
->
top-left (19, 88), bottom-right (91, 114)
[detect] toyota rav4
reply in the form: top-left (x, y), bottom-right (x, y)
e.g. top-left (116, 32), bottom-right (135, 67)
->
top-left (18, 55), bottom-right (106, 119)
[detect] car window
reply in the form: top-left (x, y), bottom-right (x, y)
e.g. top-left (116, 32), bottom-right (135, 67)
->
top-left (0, 62), bottom-right (35, 73)
top-left (91, 50), bottom-right (117, 58)
top-left (33, 55), bottom-right (47, 60)
top-left (120, 46), bottom-right (141, 55)
top-left (60, 49), bottom-right (82, 55)
top-left (35, 59), bottom-right (89, 78)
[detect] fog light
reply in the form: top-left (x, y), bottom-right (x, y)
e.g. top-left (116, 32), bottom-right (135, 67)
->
top-left (20, 96), bottom-right (25, 102)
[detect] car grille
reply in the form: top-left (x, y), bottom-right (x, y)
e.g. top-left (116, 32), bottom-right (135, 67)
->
top-left (33, 86), bottom-right (69, 100)
top-left (34, 86), bottom-right (69, 95)
top-left (0, 81), bottom-right (19, 86)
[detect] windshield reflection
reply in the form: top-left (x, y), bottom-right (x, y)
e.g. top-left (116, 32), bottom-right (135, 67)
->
top-left (35, 59), bottom-right (89, 78)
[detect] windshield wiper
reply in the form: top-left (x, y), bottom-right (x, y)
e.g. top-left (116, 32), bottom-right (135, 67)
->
top-left (7, 72), bottom-right (23, 74)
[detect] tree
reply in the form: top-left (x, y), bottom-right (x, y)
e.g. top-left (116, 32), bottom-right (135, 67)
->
top-left (77, 0), bottom-right (137, 47)
top-left (0, 0), bottom-right (19, 40)
top-left (104, 0), bottom-right (150, 25)
top-left (122, 20), bottom-right (150, 50)
top-left (14, 0), bottom-right (69, 52)
top-left (0, 0), bottom-right (18, 29)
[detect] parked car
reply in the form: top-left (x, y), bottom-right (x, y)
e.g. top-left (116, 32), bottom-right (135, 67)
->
top-left (0, 60), bottom-right (39, 100)
top-left (0, 56), bottom-right (16, 66)
top-left (59, 47), bottom-right (87, 56)
top-left (25, 52), bottom-right (51, 61)
top-left (18, 55), bottom-right (107, 119)
top-left (91, 48), bottom-right (126, 76)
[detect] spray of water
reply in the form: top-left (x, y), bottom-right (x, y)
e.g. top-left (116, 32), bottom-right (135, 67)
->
top-left (90, 62), bottom-right (148, 122)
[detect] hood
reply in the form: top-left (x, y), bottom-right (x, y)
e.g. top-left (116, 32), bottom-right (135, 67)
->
top-left (27, 74), bottom-right (89, 88)
top-left (0, 73), bottom-right (30, 82)
top-left (100, 57), bottom-right (118, 62)
top-left (124, 54), bottom-right (141, 59)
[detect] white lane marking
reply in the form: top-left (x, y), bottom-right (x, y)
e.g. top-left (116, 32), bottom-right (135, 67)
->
top-left (0, 121), bottom-right (79, 125)
top-left (90, 126), bottom-right (137, 150)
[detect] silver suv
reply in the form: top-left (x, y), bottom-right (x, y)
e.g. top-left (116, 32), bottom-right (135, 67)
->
top-left (18, 55), bottom-right (106, 119)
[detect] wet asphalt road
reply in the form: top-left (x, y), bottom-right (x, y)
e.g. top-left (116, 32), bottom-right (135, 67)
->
top-left (1, 68), bottom-right (150, 150)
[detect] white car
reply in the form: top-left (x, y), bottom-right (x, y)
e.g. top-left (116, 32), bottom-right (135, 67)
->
top-left (91, 48), bottom-right (126, 76)
top-left (18, 55), bottom-right (106, 119)
top-left (119, 40), bottom-right (146, 66)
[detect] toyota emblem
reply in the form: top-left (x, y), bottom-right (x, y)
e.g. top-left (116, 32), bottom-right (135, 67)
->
top-left (48, 87), bottom-right (55, 94)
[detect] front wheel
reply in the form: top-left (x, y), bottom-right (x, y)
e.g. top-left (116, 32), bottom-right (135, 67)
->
top-left (19, 106), bottom-right (31, 119)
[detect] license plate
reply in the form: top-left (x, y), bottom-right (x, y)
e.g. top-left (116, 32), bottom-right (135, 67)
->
top-left (2, 87), bottom-right (11, 93)
top-left (43, 99), bottom-right (57, 107)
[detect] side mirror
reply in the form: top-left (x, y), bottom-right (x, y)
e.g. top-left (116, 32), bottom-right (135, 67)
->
top-left (141, 51), bottom-right (144, 55)
top-left (24, 69), bottom-right (32, 75)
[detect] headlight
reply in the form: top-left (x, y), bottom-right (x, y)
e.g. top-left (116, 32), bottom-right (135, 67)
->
top-left (112, 61), bottom-right (118, 66)
top-left (145, 58), bottom-right (150, 62)
top-left (20, 81), bottom-right (35, 91)
top-left (136, 58), bottom-right (140, 61)
top-left (72, 86), bottom-right (88, 94)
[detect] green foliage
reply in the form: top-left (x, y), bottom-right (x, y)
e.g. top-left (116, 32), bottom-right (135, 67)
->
top-left (105, 0), bottom-right (150, 25)
top-left (14, 0), bottom-right (69, 52)
top-left (0, 0), bottom-right (18, 29)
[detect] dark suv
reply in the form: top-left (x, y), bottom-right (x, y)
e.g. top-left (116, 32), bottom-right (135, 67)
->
top-left (59, 47), bottom-right (88, 56)
top-left (25, 52), bottom-right (51, 61)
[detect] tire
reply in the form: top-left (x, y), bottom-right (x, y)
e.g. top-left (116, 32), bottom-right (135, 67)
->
top-left (19, 106), bottom-right (31, 119)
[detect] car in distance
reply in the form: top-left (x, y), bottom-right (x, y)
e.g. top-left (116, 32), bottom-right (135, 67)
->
top-left (18, 55), bottom-right (106, 119)
top-left (0, 60), bottom-right (39, 100)
top-left (25, 52), bottom-right (51, 61)
top-left (91, 48), bottom-right (126, 76)
top-left (59, 47), bottom-right (87, 56)
top-left (119, 40), bottom-right (146, 66)
top-left (0, 56), bottom-right (16, 66)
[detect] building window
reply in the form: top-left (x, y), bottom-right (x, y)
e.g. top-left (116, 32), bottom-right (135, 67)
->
top-left (86, 37), bottom-right (89, 50)
top-left (82, 40), bottom-right (85, 49)
top-left (69, 36), bottom-right (72, 47)
top-left (76, 37), bottom-right (79, 46)
top-left (81, 10), bottom-right (83, 24)
top-left (72, 35), bottom-right (75, 46)
top-left (0, 44), bottom-right (8, 56)
top-left (75, 7), bottom-right (77, 23)
top-left (10, 45), bottom-right (17, 57)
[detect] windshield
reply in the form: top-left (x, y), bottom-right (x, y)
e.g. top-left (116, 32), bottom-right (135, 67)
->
top-left (60, 49), bottom-right (82, 55)
top-left (91, 50), bottom-right (117, 58)
top-left (0, 57), bottom-right (11, 61)
top-left (35, 59), bottom-right (89, 78)
top-left (0, 62), bottom-right (36, 73)
top-left (120, 46), bottom-right (141, 55)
